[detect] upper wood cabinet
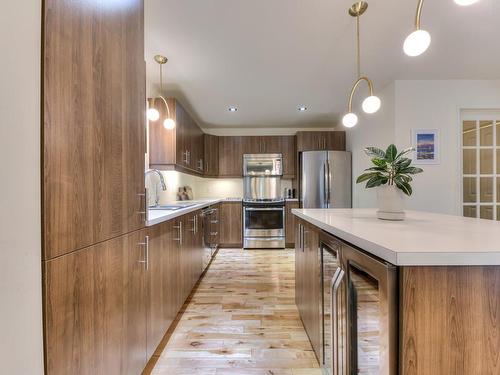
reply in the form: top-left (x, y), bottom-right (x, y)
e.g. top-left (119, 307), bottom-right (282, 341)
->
top-left (43, 0), bottom-right (146, 260)
top-left (296, 131), bottom-right (346, 152)
top-left (44, 229), bottom-right (148, 375)
top-left (218, 136), bottom-right (244, 177)
top-left (204, 134), bottom-right (219, 177)
top-left (149, 98), bottom-right (205, 175)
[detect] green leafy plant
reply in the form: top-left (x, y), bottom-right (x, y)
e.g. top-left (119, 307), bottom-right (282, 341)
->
top-left (356, 144), bottom-right (423, 196)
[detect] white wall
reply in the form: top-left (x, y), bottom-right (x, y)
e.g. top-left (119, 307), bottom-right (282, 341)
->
top-left (394, 80), bottom-right (500, 214)
top-left (347, 79), bottom-right (500, 215)
top-left (346, 82), bottom-right (396, 208)
top-left (0, 1), bottom-right (44, 374)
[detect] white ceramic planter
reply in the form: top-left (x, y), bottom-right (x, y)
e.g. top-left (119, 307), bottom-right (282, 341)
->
top-left (377, 185), bottom-right (405, 220)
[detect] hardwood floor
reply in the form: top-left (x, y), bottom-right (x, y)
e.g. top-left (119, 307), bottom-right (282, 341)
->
top-left (148, 248), bottom-right (321, 375)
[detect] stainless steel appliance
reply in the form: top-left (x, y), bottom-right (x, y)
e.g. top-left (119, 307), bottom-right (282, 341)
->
top-left (300, 151), bottom-right (352, 208)
top-left (200, 206), bottom-right (219, 270)
top-left (243, 201), bottom-right (285, 249)
top-left (243, 153), bottom-right (285, 249)
top-left (243, 153), bottom-right (282, 176)
top-left (319, 231), bottom-right (398, 375)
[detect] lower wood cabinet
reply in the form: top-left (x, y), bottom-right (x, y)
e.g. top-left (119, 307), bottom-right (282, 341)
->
top-left (285, 200), bottom-right (299, 247)
top-left (44, 211), bottom-right (206, 375)
top-left (219, 201), bottom-right (243, 247)
top-left (44, 229), bottom-right (148, 375)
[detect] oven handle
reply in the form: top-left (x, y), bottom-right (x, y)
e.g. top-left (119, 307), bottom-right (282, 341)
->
top-left (244, 207), bottom-right (284, 211)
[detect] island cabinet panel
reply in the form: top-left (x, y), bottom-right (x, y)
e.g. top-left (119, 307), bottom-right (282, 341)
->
top-left (400, 266), bottom-right (500, 375)
top-left (285, 200), bottom-right (299, 247)
top-left (149, 98), bottom-right (205, 176)
top-left (295, 219), bottom-right (321, 358)
top-left (296, 131), bottom-right (346, 152)
top-left (44, 230), bottom-right (148, 375)
top-left (42, 0), bottom-right (146, 259)
top-left (219, 201), bottom-right (243, 247)
top-left (204, 134), bottom-right (219, 177)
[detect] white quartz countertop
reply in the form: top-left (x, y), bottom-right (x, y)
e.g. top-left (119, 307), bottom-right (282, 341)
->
top-left (146, 198), bottom-right (229, 226)
top-left (292, 208), bottom-right (500, 266)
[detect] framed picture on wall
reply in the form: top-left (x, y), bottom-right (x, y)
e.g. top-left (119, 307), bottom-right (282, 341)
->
top-left (411, 129), bottom-right (440, 164)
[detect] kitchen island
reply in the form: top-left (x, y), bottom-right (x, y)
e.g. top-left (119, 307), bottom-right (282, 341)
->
top-left (292, 208), bottom-right (500, 375)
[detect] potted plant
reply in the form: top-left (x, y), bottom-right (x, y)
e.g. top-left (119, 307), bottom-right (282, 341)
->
top-left (356, 144), bottom-right (423, 220)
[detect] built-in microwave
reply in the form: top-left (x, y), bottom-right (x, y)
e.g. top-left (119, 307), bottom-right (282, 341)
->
top-left (243, 154), bottom-right (282, 176)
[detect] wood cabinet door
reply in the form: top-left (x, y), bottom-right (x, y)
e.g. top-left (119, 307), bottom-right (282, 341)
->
top-left (149, 97), bottom-right (176, 167)
top-left (296, 131), bottom-right (320, 151)
top-left (188, 117), bottom-right (205, 174)
top-left (44, 230), bottom-right (148, 375)
top-left (204, 134), bottom-right (219, 177)
top-left (219, 202), bottom-right (243, 247)
top-left (43, 0), bottom-right (146, 259)
top-left (146, 220), bottom-right (181, 358)
top-left (304, 222), bottom-right (321, 357)
top-left (241, 136), bottom-right (261, 154)
top-left (262, 136), bottom-right (282, 154)
top-left (324, 131), bottom-right (346, 151)
top-left (281, 135), bottom-right (296, 178)
top-left (219, 137), bottom-right (243, 177)
top-left (285, 201), bottom-right (299, 246)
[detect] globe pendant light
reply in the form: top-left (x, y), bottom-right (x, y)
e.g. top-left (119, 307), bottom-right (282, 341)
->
top-left (403, 0), bottom-right (431, 57)
top-left (342, 2), bottom-right (381, 128)
top-left (454, 0), bottom-right (479, 5)
top-left (147, 55), bottom-right (176, 129)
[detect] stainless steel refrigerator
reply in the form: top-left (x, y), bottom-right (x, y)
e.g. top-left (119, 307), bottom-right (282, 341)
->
top-left (300, 151), bottom-right (352, 208)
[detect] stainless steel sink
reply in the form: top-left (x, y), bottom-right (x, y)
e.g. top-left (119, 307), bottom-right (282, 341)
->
top-left (148, 203), bottom-right (196, 211)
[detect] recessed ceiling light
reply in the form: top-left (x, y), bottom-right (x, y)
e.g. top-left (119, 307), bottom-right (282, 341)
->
top-left (298, 106), bottom-right (308, 112)
top-left (228, 106), bottom-right (238, 112)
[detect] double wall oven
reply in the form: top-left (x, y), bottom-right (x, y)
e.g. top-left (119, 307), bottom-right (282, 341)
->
top-left (319, 230), bottom-right (398, 375)
top-left (243, 154), bottom-right (285, 249)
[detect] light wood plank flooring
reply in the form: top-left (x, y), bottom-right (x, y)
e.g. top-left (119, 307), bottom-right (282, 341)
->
top-left (149, 248), bottom-right (321, 375)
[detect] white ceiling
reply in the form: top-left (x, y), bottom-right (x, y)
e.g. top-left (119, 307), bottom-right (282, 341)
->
top-left (145, 0), bottom-right (500, 128)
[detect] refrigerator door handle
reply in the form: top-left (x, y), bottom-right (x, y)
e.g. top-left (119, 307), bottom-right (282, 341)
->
top-left (331, 267), bottom-right (345, 375)
top-left (323, 161), bottom-right (329, 207)
top-left (326, 159), bottom-right (332, 205)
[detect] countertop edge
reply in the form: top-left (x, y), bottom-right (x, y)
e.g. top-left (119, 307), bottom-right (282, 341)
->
top-left (292, 209), bottom-right (500, 266)
top-left (146, 198), bottom-right (226, 227)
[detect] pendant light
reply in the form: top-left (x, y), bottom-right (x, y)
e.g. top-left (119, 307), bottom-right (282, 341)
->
top-left (454, 0), bottom-right (479, 5)
top-left (147, 55), bottom-right (176, 130)
top-left (342, 1), bottom-right (381, 128)
top-left (403, 0), bottom-right (431, 57)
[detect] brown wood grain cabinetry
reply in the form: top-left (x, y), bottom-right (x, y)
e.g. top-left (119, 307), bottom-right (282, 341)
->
top-left (219, 201), bottom-right (243, 247)
top-left (296, 131), bottom-right (346, 152)
top-left (295, 219), bottom-right (321, 358)
top-left (285, 201), bottom-right (299, 247)
top-left (204, 134), bottom-right (219, 177)
top-left (400, 266), bottom-right (500, 375)
top-left (42, 0), bottom-right (146, 260)
top-left (281, 135), bottom-right (296, 178)
top-left (218, 137), bottom-right (244, 177)
top-left (44, 230), bottom-right (148, 375)
top-left (149, 98), bottom-right (205, 175)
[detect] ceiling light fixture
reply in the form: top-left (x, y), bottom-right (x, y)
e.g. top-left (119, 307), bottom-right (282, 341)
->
top-left (147, 55), bottom-right (176, 130)
top-left (228, 106), bottom-right (238, 112)
top-left (454, 0), bottom-right (479, 5)
top-left (342, 1), bottom-right (381, 128)
top-left (403, 0), bottom-right (431, 57)
top-left (298, 106), bottom-right (308, 112)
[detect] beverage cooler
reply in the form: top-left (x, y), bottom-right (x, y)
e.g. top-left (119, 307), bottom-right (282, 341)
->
top-left (320, 231), bottom-right (398, 375)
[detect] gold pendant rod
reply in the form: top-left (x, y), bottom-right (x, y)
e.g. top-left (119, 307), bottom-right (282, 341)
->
top-left (415, 0), bottom-right (424, 30)
top-left (347, 76), bottom-right (374, 112)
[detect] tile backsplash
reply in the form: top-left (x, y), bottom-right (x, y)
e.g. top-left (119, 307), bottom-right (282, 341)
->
top-left (145, 170), bottom-right (292, 204)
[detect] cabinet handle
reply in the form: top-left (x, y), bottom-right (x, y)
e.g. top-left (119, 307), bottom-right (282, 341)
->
top-left (205, 160), bottom-right (209, 172)
top-left (210, 231), bottom-right (218, 236)
top-left (173, 222), bottom-right (183, 245)
top-left (138, 235), bottom-right (149, 270)
top-left (331, 268), bottom-right (345, 375)
top-left (188, 215), bottom-right (197, 233)
top-left (198, 159), bottom-right (204, 171)
top-left (210, 220), bottom-right (219, 224)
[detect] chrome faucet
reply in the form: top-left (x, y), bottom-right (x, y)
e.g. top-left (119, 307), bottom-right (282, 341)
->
top-left (145, 169), bottom-right (167, 206)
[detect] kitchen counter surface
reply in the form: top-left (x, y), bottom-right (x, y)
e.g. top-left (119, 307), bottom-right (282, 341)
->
top-left (146, 198), bottom-right (230, 226)
top-left (292, 208), bottom-right (500, 266)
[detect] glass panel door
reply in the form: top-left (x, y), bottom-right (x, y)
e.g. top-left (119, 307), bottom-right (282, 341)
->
top-left (348, 263), bottom-right (381, 375)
